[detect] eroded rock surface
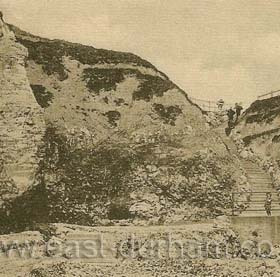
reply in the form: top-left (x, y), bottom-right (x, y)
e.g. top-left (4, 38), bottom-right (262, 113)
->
top-left (0, 16), bottom-right (45, 192)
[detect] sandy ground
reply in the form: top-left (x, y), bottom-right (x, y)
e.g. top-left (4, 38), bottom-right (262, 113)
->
top-left (0, 222), bottom-right (280, 276)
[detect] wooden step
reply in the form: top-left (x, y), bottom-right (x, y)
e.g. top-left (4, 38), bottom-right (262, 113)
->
top-left (247, 203), bottom-right (280, 207)
top-left (239, 211), bottom-right (280, 217)
top-left (246, 173), bottom-right (270, 176)
top-left (243, 168), bottom-right (264, 171)
top-left (250, 197), bottom-right (280, 201)
top-left (249, 183), bottom-right (273, 187)
top-left (248, 177), bottom-right (272, 181)
top-left (249, 188), bottom-right (274, 192)
top-left (249, 187), bottom-right (274, 191)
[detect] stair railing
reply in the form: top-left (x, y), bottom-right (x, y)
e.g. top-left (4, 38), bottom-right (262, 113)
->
top-left (257, 89), bottom-right (280, 100)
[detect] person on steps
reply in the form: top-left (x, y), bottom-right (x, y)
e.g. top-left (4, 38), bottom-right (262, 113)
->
top-left (225, 108), bottom-right (236, 136)
top-left (217, 99), bottom-right (225, 110)
top-left (264, 192), bottom-right (272, 216)
top-left (235, 103), bottom-right (243, 122)
top-left (227, 107), bottom-right (235, 123)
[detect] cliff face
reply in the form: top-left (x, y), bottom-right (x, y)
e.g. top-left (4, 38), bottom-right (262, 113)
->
top-left (236, 96), bottom-right (280, 159)
top-left (0, 18), bottom-right (45, 194)
top-left (0, 20), bottom-right (246, 231)
top-left (9, 24), bottom-right (206, 143)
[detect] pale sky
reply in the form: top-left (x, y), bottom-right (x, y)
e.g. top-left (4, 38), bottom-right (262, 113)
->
top-left (1, 0), bottom-right (280, 105)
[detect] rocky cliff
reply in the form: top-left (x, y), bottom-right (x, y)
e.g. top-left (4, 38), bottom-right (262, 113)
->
top-left (236, 96), bottom-right (280, 159)
top-left (8, 24), bottom-right (207, 145)
top-left (0, 15), bottom-right (45, 201)
top-left (0, 17), bottom-right (246, 232)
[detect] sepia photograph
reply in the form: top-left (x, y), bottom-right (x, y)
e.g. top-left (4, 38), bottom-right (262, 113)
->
top-left (1, 0), bottom-right (280, 276)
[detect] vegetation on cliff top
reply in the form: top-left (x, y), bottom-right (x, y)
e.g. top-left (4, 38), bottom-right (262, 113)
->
top-left (9, 23), bottom-right (161, 81)
top-left (82, 67), bottom-right (175, 101)
top-left (243, 95), bottom-right (280, 124)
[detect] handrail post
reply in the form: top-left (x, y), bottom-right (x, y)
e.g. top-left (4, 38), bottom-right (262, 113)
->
top-left (231, 192), bottom-right (235, 216)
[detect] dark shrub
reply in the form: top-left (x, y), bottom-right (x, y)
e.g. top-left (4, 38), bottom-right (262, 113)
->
top-left (152, 103), bottom-right (182, 125)
top-left (104, 111), bottom-right (121, 127)
top-left (30, 84), bottom-right (54, 108)
top-left (3, 126), bottom-right (143, 227)
top-left (82, 68), bottom-right (126, 94)
top-left (108, 198), bottom-right (134, 220)
top-left (133, 75), bottom-right (175, 102)
top-left (272, 135), bottom-right (280, 143)
top-left (178, 154), bottom-right (235, 214)
top-left (114, 98), bottom-right (126, 106)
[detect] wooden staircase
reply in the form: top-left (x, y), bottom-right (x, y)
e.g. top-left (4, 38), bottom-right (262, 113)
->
top-left (238, 160), bottom-right (280, 217)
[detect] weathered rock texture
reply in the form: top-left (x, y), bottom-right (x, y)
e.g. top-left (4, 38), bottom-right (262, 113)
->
top-left (0, 18), bottom-right (45, 193)
top-left (8, 24), bottom-right (207, 143)
top-left (0, 19), bottom-right (246, 231)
